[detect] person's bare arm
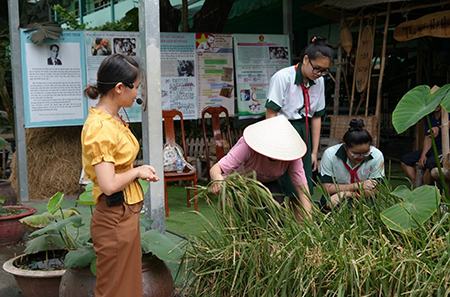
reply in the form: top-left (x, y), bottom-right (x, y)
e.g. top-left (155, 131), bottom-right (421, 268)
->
top-left (94, 162), bottom-right (159, 195)
top-left (209, 163), bottom-right (225, 194)
top-left (294, 185), bottom-right (312, 221)
top-left (322, 180), bottom-right (377, 196)
top-left (266, 108), bottom-right (278, 119)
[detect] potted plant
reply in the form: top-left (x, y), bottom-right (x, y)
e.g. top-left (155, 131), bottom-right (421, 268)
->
top-left (58, 183), bottom-right (185, 297)
top-left (2, 192), bottom-right (81, 297)
top-left (0, 196), bottom-right (36, 246)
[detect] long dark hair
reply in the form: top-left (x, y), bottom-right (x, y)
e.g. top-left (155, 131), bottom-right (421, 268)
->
top-left (343, 119), bottom-right (373, 147)
top-left (304, 36), bottom-right (334, 61)
top-left (85, 53), bottom-right (140, 99)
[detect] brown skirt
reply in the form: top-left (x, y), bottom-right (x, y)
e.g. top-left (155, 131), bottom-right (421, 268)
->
top-left (91, 197), bottom-right (143, 297)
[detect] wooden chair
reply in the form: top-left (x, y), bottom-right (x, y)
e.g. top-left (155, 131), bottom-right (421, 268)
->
top-left (201, 106), bottom-right (232, 176)
top-left (162, 109), bottom-right (198, 217)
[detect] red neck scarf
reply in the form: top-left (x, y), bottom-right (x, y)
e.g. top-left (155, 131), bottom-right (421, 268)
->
top-left (342, 161), bottom-right (362, 183)
top-left (295, 64), bottom-right (311, 143)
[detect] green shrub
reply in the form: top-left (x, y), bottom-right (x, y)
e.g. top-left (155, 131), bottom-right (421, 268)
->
top-left (185, 174), bottom-right (450, 296)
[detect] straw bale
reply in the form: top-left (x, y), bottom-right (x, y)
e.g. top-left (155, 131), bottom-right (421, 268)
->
top-left (9, 127), bottom-right (82, 200)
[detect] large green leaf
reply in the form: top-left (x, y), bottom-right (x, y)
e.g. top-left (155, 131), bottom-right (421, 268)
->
top-left (381, 185), bottom-right (440, 233)
top-left (139, 179), bottom-right (149, 195)
top-left (47, 192), bottom-right (64, 214)
top-left (392, 85), bottom-right (441, 134)
top-left (29, 215), bottom-right (83, 237)
top-left (77, 190), bottom-right (95, 206)
top-left (24, 234), bottom-right (66, 254)
top-left (64, 246), bottom-right (96, 269)
top-left (20, 209), bottom-right (80, 229)
top-left (0, 137), bottom-right (7, 150)
top-left (140, 230), bottom-right (185, 263)
top-left (437, 84), bottom-right (450, 112)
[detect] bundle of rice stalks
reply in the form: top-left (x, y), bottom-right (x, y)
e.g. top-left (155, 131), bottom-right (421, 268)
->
top-left (184, 174), bottom-right (450, 297)
top-left (10, 127), bottom-right (82, 199)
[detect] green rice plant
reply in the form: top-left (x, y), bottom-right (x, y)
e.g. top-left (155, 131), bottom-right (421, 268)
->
top-left (184, 174), bottom-right (450, 297)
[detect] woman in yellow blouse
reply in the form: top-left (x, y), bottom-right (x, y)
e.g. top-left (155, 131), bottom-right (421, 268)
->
top-left (81, 54), bottom-right (158, 297)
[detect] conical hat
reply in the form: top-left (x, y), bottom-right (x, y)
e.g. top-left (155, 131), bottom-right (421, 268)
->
top-left (243, 115), bottom-right (307, 161)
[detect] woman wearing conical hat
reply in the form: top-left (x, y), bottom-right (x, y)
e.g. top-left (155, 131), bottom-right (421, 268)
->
top-left (209, 115), bottom-right (311, 221)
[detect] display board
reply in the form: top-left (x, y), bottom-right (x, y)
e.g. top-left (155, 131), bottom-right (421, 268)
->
top-left (20, 31), bottom-right (291, 127)
top-left (196, 33), bottom-right (235, 115)
top-left (21, 30), bottom-right (86, 127)
top-left (233, 34), bottom-right (291, 118)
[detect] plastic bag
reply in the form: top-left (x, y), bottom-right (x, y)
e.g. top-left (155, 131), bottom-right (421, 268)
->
top-left (163, 143), bottom-right (192, 172)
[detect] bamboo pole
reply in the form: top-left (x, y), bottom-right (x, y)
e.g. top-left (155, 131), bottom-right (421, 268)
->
top-left (334, 17), bottom-right (343, 115)
top-left (349, 17), bottom-right (363, 116)
top-left (375, 3), bottom-right (390, 147)
top-left (365, 16), bottom-right (376, 117)
top-left (442, 106), bottom-right (449, 159)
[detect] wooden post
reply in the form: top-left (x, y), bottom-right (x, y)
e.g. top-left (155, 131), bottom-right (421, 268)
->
top-left (375, 3), bottom-right (391, 146)
top-left (334, 17), bottom-right (343, 115)
top-left (349, 17), bottom-right (363, 116)
top-left (181, 0), bottom-right (189, 32)
top-left (365, 16), bottom-right (376, 117)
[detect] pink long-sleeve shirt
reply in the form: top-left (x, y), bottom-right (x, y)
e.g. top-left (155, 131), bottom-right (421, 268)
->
top-left (218, 137), bottom-right (307, 186)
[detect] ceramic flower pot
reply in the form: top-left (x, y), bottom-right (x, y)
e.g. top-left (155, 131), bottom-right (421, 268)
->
top-left (0, 205), bottom-right (36, 245)
top-left (59, 255), bottom-right (174, 297)
top-left (2, 250), bottom-right (66, 297)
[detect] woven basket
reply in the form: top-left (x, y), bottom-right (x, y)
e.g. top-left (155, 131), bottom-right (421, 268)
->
top-left (328, 115), bottom-right (378, 145)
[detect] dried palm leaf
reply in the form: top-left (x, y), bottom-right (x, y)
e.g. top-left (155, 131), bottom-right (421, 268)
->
top-left (24, 22), bottom-right (62, 45)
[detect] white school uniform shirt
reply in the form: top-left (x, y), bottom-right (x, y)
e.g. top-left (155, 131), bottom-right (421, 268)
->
top-left (319, 144), bottom-right (385, 184)
top-left (266, 65), bottom-right (326, 120)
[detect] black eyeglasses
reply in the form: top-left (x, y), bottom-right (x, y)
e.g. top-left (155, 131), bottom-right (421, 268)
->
top-left (308, 59), bottom-right (329, 76)
top-left (347, 149), bottom-right (371, 158)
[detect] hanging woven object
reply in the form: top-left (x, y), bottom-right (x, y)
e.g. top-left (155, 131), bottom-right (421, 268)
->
top-left (340, 24), bottom-right (353, 56)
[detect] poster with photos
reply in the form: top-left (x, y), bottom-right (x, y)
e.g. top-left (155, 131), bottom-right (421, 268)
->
top-left (233, 34), bottom-right (291, 118)
top-left (160, 32), bottom-right (198, 119)
top-left (196, 33), bottom-right (235, 116)
top-left (84, 31), bottom-right (142, 122)
top-left (20, 30), bottom-right (87, 127)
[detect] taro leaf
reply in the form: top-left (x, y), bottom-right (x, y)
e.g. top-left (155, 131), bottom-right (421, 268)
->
top-left (438, 84), bottom-right (450, 112)
top-left (77, 191), bottom-right (94, 206)
top-left (139, 179), bottom-right (149, 195)
top-left (47, 192), bottom-right (64, 214)
top-left (77, 183), bottom-right (95, 206)
top-left (392, 85), bottom-right (441, 134)
top-left (20, 209), bottom-right (80, 229)
top-left (0, 137), bottom-right (7, 150)
top-left (24, 22), bottom-right (63, 45)
top-left (29, 215), bottom-right (83, 237)
top-left (24, 234), bottom-right (66, 254)
top-left (140, 230), bottom-right (185, 263)
top-left (90, 258), bottom-right (97, 276)
top-left (65, 246), bottom-right (96, 269)
top-left (381, 185), bottom-right (440, 233)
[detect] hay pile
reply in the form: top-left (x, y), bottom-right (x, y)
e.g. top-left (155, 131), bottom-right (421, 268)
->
top-left (10, 127), bottom-right (82, 200)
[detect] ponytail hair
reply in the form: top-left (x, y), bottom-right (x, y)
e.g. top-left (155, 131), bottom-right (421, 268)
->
top-left (84, 53), bottom-right (140, 99)
top-left (342, 119), bottom-right (373, 147)
top-left (304, 36), bottom-right (334, 61)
